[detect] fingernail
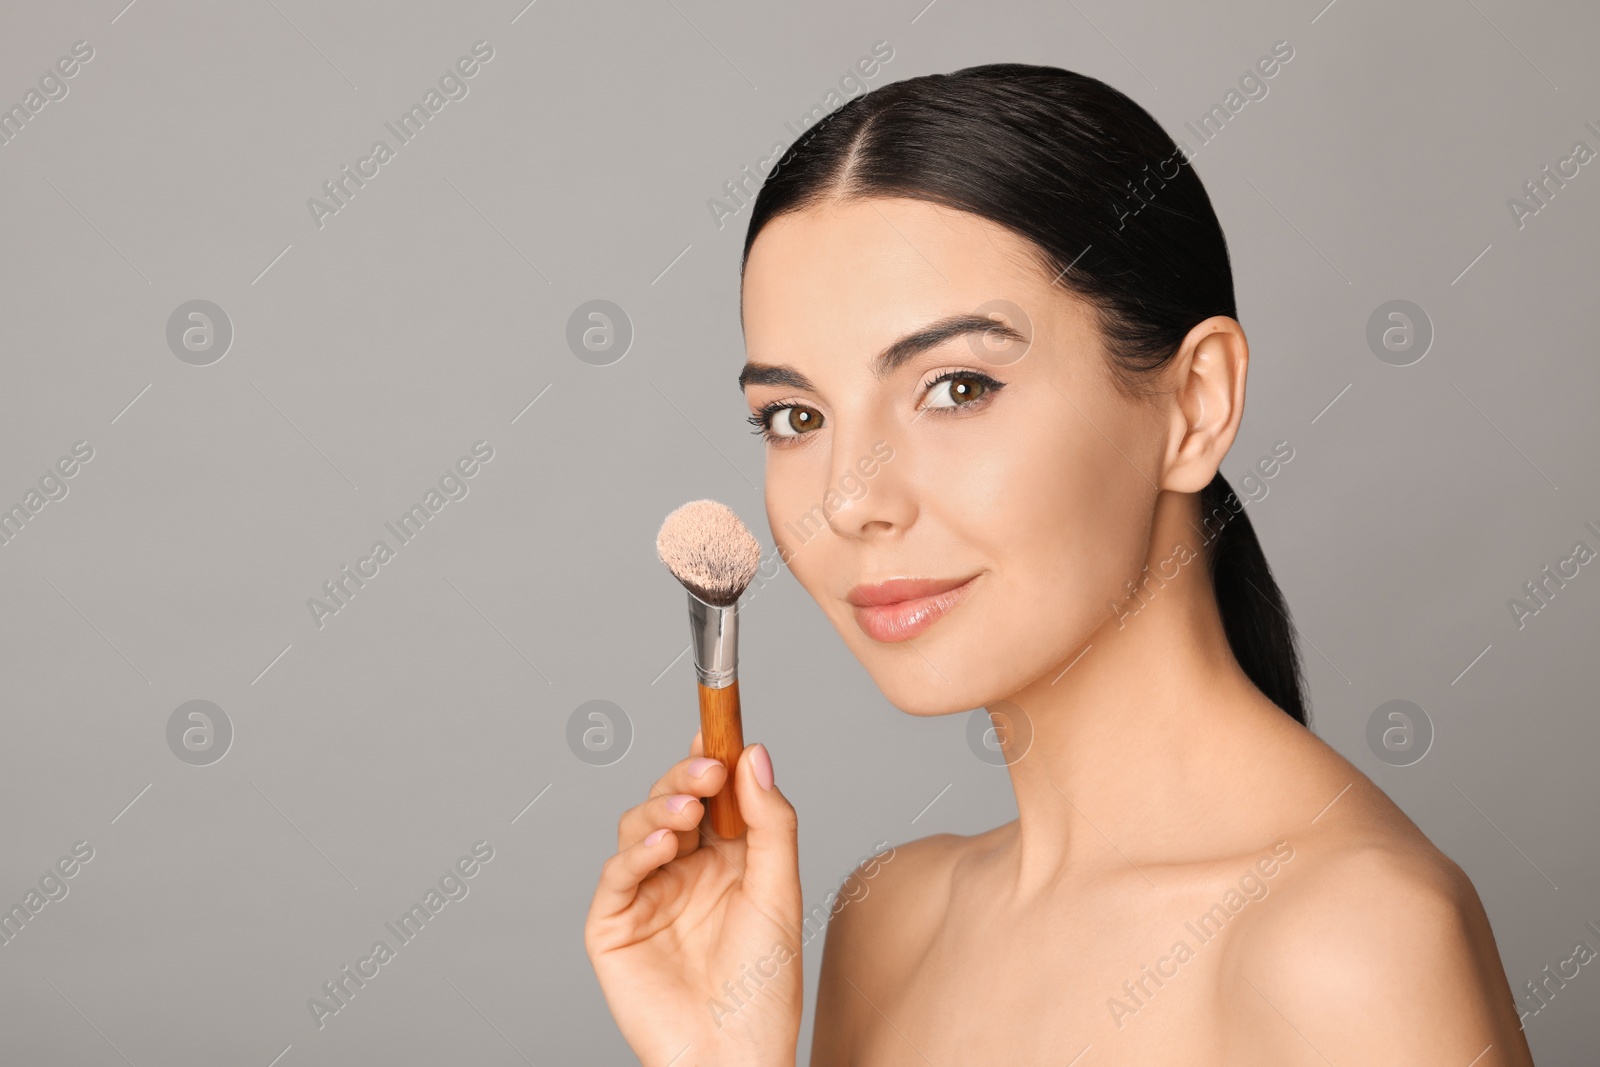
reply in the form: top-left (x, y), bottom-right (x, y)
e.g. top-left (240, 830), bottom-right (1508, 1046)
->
top-left (665, 794), bottom-right (695, 813)
top-left (688, 757), bottom-right (720, 778)
top-left (645, 828), bottom-right (669, 846)
top-left (750, 744), bottom-right (774, 791)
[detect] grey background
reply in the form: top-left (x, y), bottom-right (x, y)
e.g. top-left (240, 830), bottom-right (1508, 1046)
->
top-left (0, 0), bottom-right (1595, 1063)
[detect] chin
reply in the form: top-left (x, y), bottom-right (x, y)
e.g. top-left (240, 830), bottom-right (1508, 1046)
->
top-left (835, 613), bottom-right (1036, 718)
top-left (874, 669), bottom-right (990, 717)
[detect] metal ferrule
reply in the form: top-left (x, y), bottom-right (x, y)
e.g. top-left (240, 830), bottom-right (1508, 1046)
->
top-left (687, 590), bottom-right (740, 689)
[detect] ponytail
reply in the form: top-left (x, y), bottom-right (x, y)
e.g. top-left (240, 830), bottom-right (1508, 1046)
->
top-left (1200, 473), bottom-right (1309, 725)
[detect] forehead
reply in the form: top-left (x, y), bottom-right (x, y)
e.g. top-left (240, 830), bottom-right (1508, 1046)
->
top-left (741, 197), bottom-right (1056, 364)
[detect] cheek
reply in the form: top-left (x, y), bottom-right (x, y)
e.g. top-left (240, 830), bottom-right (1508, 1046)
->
top-left (943, 408), bottom-right (1145, 582)
top-left (925, 407), bottom-right (1157, 681)
top-left (1055, 454), bottom-right (1157, 617)
top-left (764, 456), bottom-right (833, 584)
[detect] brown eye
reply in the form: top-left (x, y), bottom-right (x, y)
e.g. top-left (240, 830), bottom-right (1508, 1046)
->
top-left (924, 374), bottom-right (989, 409)
top-left (769, 404), bottom-right (823, 437)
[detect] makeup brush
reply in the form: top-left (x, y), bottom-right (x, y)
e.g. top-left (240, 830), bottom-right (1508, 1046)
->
top-left (656, 499), bottom-right (763, 838)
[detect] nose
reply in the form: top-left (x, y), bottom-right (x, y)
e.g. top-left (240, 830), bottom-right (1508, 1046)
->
top-left (823, 425), bottom-right (912, 541)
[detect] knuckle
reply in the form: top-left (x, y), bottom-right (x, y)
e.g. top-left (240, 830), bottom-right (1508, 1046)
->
top-left (601, 851), bottom-right (630, 883)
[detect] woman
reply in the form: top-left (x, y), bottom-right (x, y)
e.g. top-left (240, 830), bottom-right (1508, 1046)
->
top-left (585, 64), bottom-right (1535, 1066)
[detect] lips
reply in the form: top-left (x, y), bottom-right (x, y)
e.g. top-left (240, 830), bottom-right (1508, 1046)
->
top-left (846, 575), bottom-right (977, 643)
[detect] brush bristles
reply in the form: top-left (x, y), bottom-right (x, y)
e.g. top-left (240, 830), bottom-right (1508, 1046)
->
top-left (656, 499), bottom-right (762, 607)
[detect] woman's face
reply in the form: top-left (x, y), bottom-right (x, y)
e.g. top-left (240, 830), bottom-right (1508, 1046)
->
top-left (740, 197), bottom-right (1169, 715)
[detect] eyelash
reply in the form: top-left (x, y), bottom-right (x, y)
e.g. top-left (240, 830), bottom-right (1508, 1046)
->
top-left (746, 368), bottom-right (1007, 447)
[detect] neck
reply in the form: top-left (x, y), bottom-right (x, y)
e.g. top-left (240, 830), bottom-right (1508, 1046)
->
top-left (993, 489), bottom-right (1293, 897)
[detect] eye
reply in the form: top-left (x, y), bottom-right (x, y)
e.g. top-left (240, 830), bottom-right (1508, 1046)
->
top-left (921, 370), bottom-right (1002, 411)
top-left (770, 406), bottom-right (822, 436)
top-left (747, 402), bottom-right (824, 444)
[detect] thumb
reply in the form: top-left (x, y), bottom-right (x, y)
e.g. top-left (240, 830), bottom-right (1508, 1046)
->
top-left (734, 743), bottom-right (800, 914)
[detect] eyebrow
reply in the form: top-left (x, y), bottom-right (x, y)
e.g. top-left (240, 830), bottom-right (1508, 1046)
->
top-left (737, 312), bottom-right (1027, 393)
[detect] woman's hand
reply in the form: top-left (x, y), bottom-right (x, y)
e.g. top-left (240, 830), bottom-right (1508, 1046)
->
top-left (585, 731), bottom-right (803, 1067)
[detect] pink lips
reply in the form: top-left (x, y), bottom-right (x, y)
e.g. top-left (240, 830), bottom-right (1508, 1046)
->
top-left (845, 575), bottom-right (977, 643)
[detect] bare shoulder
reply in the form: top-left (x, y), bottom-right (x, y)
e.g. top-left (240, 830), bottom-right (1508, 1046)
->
top-left (1231, 813), bottom-right (1533, 1065)
top-left (807, 826), bottom-right (997, 1065)
top-left (813, 827), bottom-right (979, 978)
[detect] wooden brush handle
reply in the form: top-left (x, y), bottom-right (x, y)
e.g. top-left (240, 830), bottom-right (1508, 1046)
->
top-left (697, 679), bottom-right (745, 838)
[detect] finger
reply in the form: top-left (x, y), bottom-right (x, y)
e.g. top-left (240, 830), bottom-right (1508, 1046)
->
top-left (646, 749), bottom-right (724, 805)
top-left (590, 826), bottom-right (680, 922)
top-left (615, 791), bottom-right (705, 852)
top-left (733, 743), bottom-right (802, 917)
top-left (676, 729), bottom-right (707, 854)
top-left (646, 751), bottom-right (726, 804)
top-left (618, 755), bottom-right (726, 850)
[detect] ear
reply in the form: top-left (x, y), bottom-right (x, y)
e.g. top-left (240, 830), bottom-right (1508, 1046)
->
top-left (1159, 316), bottom-right (1248, 493)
